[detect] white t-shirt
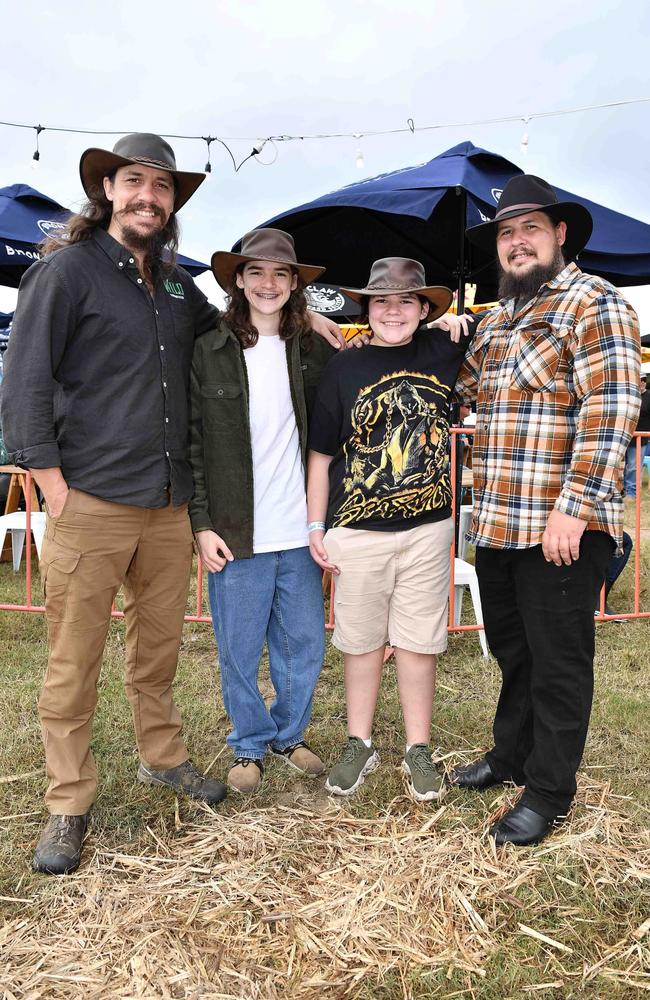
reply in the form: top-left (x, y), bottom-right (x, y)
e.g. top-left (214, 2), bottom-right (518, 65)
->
top-left (244, 334), bottom-right (308, 553)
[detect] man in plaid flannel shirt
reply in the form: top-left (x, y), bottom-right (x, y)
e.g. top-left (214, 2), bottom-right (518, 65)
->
top-left (451, 175), bottom-right (641, 846)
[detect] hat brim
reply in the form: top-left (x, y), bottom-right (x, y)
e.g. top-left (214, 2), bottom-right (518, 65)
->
top-left (466, 201), bottom-right (593, 261)
top-left (340, 284), bottom-right (453, 321)
top-left (211, 250), bottom-right (325, 291)
top-left (79, 148), bottom-right (205, 213)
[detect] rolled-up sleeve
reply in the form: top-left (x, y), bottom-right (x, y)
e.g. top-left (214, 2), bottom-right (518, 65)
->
top-left (556, 292), bottom-right (641, 519)
top-left (0, 259), bottom-right (76, 469)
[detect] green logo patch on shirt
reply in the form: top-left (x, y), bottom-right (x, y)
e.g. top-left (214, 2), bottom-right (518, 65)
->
top-left (164, 278), bottom-right (185, 300)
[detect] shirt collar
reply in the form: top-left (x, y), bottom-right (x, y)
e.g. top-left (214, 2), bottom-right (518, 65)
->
top-left (92, 228), bottom-right (139, 273)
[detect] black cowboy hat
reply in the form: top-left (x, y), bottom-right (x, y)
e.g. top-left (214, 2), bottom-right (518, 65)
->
top-left (79, 133), bottom-right (205, 213)
top-left (466, 174), bottom-right (593, 260)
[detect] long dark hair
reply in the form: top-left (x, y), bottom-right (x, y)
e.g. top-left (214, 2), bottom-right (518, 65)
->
top-left (39, 177), bottom-right (180, 273)
top-left (224, 265), bottom-right (314, 349)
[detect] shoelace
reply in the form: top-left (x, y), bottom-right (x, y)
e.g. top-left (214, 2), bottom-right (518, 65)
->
top-left (233, 758), bottom-right (263, 773)
top-left (408, 746), bottom-right (435, 776)
top-left (341, 739), bottom-right (366, 764)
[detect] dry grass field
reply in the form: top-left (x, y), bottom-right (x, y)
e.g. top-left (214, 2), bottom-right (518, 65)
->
top-left (1, 498), bottom-right (648, 999)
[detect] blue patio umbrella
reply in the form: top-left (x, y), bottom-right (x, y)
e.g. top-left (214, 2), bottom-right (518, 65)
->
top-left (0, 183), bottom-right (209, 287)
top-left (254, 141), bottom-right (650, 308)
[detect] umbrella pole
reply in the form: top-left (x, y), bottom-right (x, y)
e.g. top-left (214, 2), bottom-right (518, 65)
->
top-left (453, 187), bottom-right (467, 552)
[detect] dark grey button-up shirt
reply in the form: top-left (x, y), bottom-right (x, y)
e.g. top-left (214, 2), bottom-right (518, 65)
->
top-left (0, 228), bottom-right (219, 507)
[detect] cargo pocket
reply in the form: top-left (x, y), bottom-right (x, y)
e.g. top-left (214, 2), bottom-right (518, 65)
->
top-left (40, 540), bottom-right (82, 622)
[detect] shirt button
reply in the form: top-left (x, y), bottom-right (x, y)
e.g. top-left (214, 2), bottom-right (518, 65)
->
top-left (166, 451), bottom-right (170, 457)
top-left (137, 278), bottom-right (143, 284)
top-left (217, 389), bottom-right (224, 396)
top-left (163, 381), bottom-right (167, 388)
top-left (165, 417), bottom-right (169, 423)
top-left (129, 258), bottom-right (135, 264)
top-left (118, 262), bottom-right (124, 268)
top-left (160, 345), bottom-right (165, 351)
top-left (155, 310), bottom-right (159, 315)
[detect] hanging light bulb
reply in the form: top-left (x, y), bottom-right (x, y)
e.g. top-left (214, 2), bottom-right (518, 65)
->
top-left (203, 136), bottom-right (214, 180)
top-left (31, 124), bottom-right (44, 170)
top-left (355, 147), bottom-right (364, 170)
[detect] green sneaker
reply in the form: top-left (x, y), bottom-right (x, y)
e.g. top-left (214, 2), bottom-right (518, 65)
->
top-left (325, 737), bottom-right (379, 796)
top-left (402, 744), bottom-right (444, 802)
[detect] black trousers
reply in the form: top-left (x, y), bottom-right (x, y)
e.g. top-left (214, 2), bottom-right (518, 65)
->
top-left (475, 532), bottom-right (614, 818)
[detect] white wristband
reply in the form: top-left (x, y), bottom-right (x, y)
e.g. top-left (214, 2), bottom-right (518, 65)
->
top-left (308, 521), bottom-right (326, 532)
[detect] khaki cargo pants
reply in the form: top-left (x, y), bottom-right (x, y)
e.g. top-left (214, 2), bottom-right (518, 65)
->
top-left (38, 488), bottom-right (193, 814)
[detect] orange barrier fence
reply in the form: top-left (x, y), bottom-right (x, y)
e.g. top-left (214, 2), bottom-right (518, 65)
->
top-left (1, 430), bottom-right (648, 637)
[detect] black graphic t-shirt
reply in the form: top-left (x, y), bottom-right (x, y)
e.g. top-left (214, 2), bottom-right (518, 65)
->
top-left (309, 330), bottom-right (471, 531)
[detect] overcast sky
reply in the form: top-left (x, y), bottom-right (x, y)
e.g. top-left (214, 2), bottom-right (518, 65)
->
top-left (1, 0), bottom-right (649, 324)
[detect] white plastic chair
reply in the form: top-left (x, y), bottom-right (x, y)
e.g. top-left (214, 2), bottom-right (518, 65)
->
top-left (0, 511), bottom-right (47, 571)
top-left (457, 504), bottom-right (473, 561)
top-left (453, 557), bottom-right (489, 658)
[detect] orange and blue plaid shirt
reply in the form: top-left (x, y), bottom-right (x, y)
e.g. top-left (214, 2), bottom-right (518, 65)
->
top-left (456, 263), bottom-right (641, 550)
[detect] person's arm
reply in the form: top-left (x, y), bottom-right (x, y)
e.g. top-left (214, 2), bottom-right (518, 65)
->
top-left (1, 260), bottom-right (74, 476)
top-left (543, 292), bottom-right (641, 566)
top-left (30, 467), bottom-right (69, 517)
top-left (187, 347), bottom-right (234, 572)
top-left (307, 449), bottom-right (339, 574)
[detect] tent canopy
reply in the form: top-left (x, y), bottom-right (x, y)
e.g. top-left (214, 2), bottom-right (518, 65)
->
top-left (257, 141), bottom-right (650, 299)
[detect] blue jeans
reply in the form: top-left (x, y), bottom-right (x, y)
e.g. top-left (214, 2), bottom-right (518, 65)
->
top-left (208, 547), bottom-right (325, 760)
top-left (624, 437), bottom-right (649, 498)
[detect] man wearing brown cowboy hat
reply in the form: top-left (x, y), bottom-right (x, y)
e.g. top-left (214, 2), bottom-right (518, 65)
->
top-left (451, 174), bottom-right (641, 845)
top-left (0, 133), bottom-right (340, 875)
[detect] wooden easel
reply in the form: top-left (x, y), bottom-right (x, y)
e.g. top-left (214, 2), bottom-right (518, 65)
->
top-left (0, 465), bottom-right (41, 561)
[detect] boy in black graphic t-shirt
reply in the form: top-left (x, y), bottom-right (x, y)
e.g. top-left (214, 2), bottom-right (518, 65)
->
top-left (307, 258), bottom-right (473, 802)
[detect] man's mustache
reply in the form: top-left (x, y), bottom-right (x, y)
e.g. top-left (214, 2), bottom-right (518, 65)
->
top-left (116, 202), bottom-right (166, 222)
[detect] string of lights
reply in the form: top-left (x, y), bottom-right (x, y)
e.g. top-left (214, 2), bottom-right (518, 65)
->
top-left (1, 95), bottom-right (648, 173)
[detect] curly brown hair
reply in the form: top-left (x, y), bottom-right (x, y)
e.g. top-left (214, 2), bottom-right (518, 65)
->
top-left (224, 265), bottom-right (315, 350)
top-left (39, 176), bottom-right (180, 274)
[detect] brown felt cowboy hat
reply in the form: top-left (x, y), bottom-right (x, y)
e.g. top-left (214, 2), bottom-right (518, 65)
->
top-left (79, 133), bottom-right (205, 212)
top-left (211, 228), bottom-right (325, 290)
top-left (466, 174), bottom-right (593, 261)
top-left (341, 258), bottom-right (452, 320)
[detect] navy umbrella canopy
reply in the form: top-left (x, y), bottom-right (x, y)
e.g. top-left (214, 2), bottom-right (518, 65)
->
top-left (255, 141), bottom-right (650, 306)
top-left (0, 183), bottom-right (209, 287)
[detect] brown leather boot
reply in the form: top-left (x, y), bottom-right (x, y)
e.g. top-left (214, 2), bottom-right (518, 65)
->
top-left (33, 814), bottom-right (88, 875)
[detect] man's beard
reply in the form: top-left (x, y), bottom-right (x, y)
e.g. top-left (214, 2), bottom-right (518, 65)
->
top-left (498, 244), bottom-right (566, 302)
top-left (115, 204), bottom-right (168, 263)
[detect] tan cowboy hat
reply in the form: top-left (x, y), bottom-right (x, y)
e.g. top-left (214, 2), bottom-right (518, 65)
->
top-left (211, 228), bottom-right (325, 290)
top-left (79, 133), bottom-right (205, 212)
top-left (466, 174), bottom-right (593, 260)
top-left (341, 258), bottom-right (452, 320)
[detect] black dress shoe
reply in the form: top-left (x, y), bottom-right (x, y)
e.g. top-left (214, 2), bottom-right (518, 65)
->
top-left (490, 803), bottom-right (557, 846)
top-left (451, 757), bottom-right (503, 790)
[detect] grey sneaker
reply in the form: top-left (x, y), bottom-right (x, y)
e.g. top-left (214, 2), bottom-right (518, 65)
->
top-left (325, 737), bottom-right (379, 796)
top-left (402, 744), bottom-right (444, 802)
top-left (33, 813), bottom-right (88, 875)
top-left (137, 759), bottom-right (227, 804)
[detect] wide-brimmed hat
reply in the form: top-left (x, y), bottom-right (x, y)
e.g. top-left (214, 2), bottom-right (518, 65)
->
top-left (211, 228), bottom-right (325, 290)
top-left (79, 133), bottom-right (205, 212)
top-left (466, 174), bottom-right (593, 260)
top-left (341, 258), bottom-right (452, 320)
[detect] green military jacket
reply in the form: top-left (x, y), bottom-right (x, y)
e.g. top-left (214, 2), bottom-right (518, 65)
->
top-left (189, 320), bottom-right (334, 558)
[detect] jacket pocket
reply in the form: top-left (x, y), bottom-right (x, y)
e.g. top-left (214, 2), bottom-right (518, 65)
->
top-left (511, 323), bottom-right (571, 393)
top-left (201, 382), bottom-right (243, 432)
